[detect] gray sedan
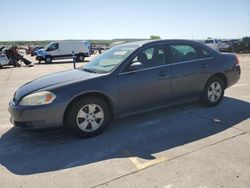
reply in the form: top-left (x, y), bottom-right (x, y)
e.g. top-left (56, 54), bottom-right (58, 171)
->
top-left (8, 40), bottom-right (241, 137)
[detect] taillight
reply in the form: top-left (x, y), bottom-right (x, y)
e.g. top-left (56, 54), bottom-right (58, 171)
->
top-left (235, 55), bottom-right (239, 64)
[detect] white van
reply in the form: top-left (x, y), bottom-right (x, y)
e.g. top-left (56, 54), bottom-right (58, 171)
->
top-left (204, 39), bottom-right (221, 50)
top-left (36, 40), bottom-right (91, 63)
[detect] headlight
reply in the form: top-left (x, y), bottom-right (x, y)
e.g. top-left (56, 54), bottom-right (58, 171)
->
top-left (19, 91), bottom-right (56, 106)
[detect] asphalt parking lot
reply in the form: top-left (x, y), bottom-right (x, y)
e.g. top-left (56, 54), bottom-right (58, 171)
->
top-left (0, 55), bottom-right (250, 188)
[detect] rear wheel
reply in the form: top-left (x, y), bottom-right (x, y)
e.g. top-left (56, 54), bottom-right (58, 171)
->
top-left (200, 77), bottom-right (225, 107)
top-left (66, 97), bottom-right (111, 138)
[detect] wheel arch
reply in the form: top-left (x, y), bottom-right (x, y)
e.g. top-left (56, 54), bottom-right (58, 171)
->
top-left (77, 53), bottom-right (85, 62)
top-left (206, 72), bottom-right (228, 88)
top-left (77, 52), bottom-right (86, 56)
top-left (63, 91), bottom-right (114, 127)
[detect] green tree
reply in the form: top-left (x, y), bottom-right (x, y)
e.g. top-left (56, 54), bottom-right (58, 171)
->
top-left (150, 35), bottom-right (161, 40)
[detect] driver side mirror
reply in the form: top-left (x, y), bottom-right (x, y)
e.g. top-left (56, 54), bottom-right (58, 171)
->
top-left (127, 61), bottom-right (144, 72)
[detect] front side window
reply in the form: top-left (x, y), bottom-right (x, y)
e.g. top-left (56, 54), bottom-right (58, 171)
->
top-left (46, 43), bottom-right (59, 51)
top-left (126, 44), bottom-right (165, 72)
top-left (168, 44), bottom-right (199, 63)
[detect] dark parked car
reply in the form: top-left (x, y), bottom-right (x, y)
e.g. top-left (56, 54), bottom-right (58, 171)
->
top-left (231, 37), bottom-right (250, 53)
top-left (9, 40), bottom-right (241, 137)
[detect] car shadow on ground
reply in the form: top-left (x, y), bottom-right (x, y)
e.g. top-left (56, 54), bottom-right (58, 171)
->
top-left (0, 66), bottom-right (16, 69)
top-left (0, 64), bottom-right (36, 69)
top-left (0, 97), bottom-right (250, 175)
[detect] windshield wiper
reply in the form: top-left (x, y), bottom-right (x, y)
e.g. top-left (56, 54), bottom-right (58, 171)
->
top-left (82, 68), bottom-right (97, 73)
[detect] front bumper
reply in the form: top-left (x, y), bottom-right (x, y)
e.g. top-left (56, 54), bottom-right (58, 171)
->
top-left (8, 100), bottom-right (65, 129)
top-left (36, 56), bottom-right (44, 61)
top-left (0, 58), bottom-right (10, 66)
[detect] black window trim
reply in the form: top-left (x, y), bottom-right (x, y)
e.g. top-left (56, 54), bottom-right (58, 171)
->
top-left (118, 41), bottom-right (214, 75)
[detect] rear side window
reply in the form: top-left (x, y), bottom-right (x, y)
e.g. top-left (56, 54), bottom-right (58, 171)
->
top-left (168, 44), bottom-right (199, 63)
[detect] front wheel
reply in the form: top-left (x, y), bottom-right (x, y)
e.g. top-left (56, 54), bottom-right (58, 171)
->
top-left (45, 56), bottom-right (52, 64)
top-left (77, 54), bottom-right (85, 62)
top-left (200, 77), bottom-right (225, 107)
top-left (66, 97), bottom-right (111, 138)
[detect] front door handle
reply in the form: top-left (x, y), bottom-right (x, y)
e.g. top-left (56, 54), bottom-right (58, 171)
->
top-left (201, 63), bottom-right (206, 68)
top-left (159, 70), bottom-right (168, 77)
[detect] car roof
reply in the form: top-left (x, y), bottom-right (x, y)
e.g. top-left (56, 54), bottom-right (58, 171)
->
top-left (117, 39), bottom-right (220, 55)
top-left (118, 39), bottom-right (203, 47)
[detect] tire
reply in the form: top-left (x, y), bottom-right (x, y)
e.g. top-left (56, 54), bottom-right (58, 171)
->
top-left (77, 54), bottom-right (85, 62)
top-left (45, 56), bottom-right (52, 64)
top-left (14, 63), bottom-right (21, 67)
top-left (66, 97), bottom-right (111, 138)
top-left (0, 65), bottom-right (2, 69)
top-left (200, 76), bottom-right (225, 107)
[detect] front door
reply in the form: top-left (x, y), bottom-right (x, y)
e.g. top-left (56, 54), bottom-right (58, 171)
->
top-left (118, 44), bottom-right (172, 115)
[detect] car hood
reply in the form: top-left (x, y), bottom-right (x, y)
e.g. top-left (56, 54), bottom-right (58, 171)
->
top-left (14, 69), bottom-right (102, 101)
top-left (36, 49), bottom-right (45, 56)
top-left (36, 49), bottom-right (44, 53)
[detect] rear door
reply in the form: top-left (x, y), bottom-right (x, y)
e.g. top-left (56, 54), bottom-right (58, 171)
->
top-left (167, 43), bottom-right (211, 102)
top-left (118, 44), bottom-right (172, 115)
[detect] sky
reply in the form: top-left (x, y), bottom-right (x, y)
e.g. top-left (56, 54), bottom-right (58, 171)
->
top-left (1, 0), bottom-right (250, 41)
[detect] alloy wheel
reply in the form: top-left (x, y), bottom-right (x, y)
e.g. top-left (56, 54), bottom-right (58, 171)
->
top-left (207, 81), bottom-right (222, 102)
top-left (76, 104), bottom-right (104, 132)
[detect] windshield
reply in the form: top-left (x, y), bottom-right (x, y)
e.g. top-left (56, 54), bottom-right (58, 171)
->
top-left (44, 42), bottom-right (53, 51)
top-left (82, 45), bottom-right (139, 73)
